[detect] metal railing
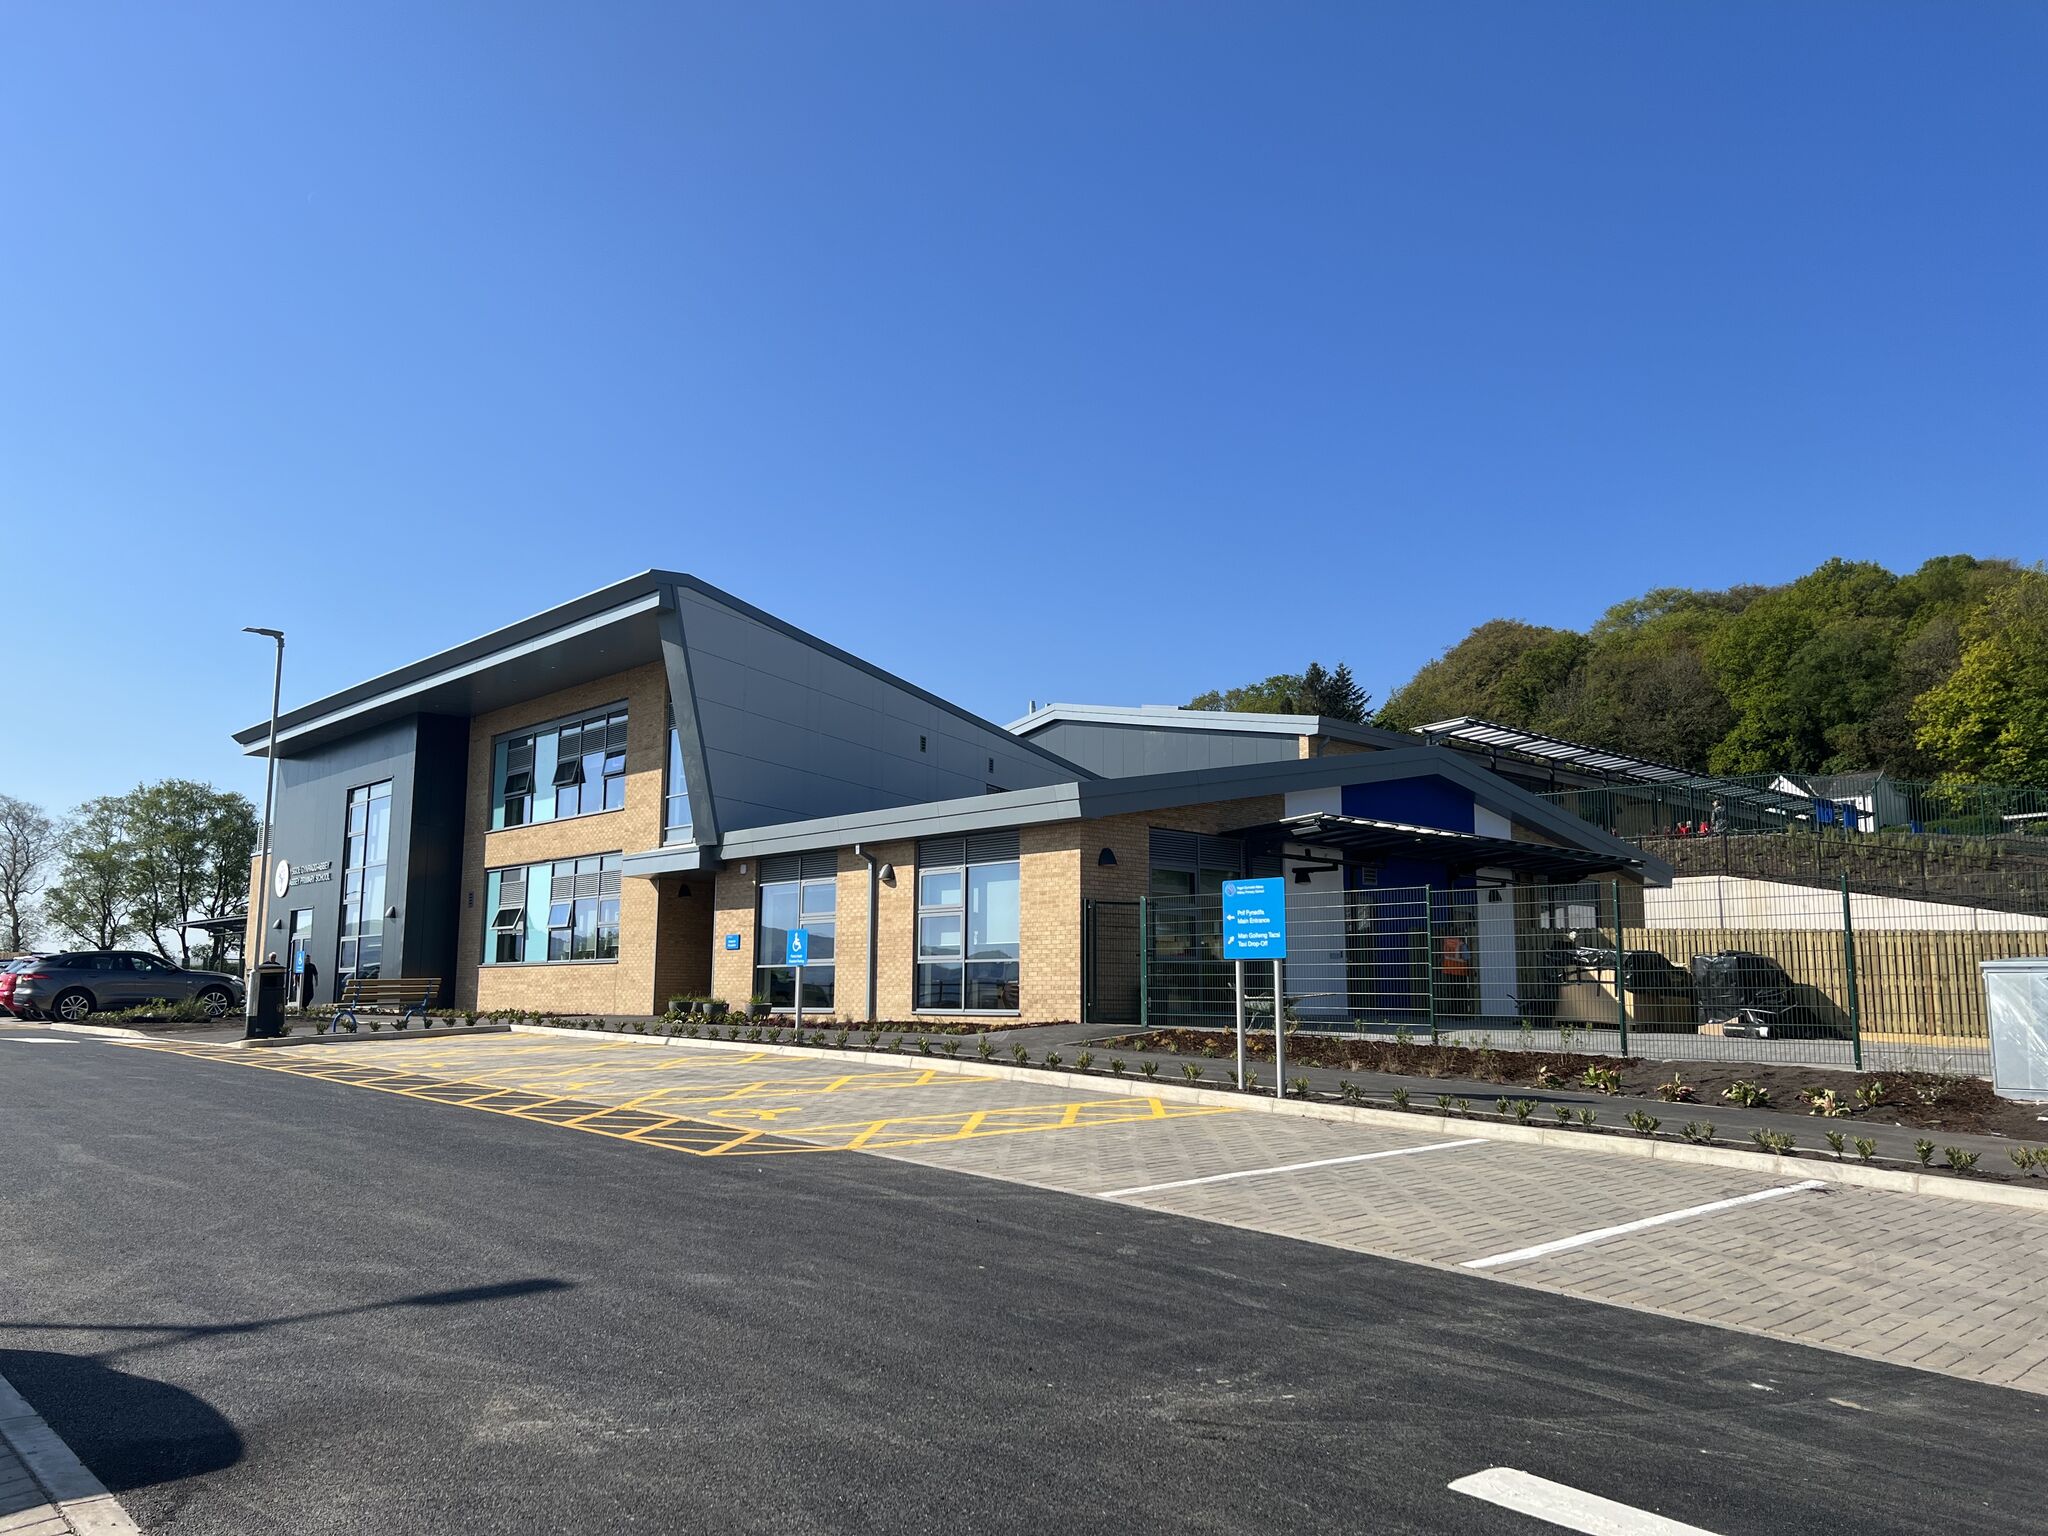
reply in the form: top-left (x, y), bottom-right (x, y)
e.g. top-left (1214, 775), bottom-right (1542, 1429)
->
top-left (1136, 879), bottom-right (2035, 1076)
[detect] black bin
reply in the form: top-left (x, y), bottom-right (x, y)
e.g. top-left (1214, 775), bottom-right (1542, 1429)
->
top-left (248, 962), bottom-right (290, 1039)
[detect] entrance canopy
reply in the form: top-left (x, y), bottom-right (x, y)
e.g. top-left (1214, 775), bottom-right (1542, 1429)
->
top-left (1231, 812), bottom-right (1640, 878)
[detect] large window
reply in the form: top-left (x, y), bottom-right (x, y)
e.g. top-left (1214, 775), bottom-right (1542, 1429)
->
top-left (916, 832), bottom-right (1020, 1013)
top-left (1147, 829), bottom-right (1244, 1021)
top-left (338, 780), bottom-right (391, 987)
top-left (755, 852), bottom-right (835, 1011)
top-left (491, 706), bottom-right (628, 829)
top-left (664, 724), bottom-right (692, 842)
top-left (483, 853), bottom-right (622, 965)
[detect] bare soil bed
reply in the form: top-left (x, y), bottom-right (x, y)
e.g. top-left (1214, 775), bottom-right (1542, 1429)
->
top-left (1105, 1027), bottom-right (2048, 1141)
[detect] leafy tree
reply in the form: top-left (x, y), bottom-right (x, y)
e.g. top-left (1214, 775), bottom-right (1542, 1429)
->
top-left (1913, 572), bottom-right (2048, 783)
top-left (42, 797), bottom-right (134, 951)
top-left (1188, 661), bottom-right (1370, 721)
top-left (0, 794), bottom-right (59, 952)
top-left (1376, 620), bottom-right (1585, 734)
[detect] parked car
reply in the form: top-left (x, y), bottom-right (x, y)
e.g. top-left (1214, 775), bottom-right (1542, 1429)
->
top-left (10, 951), bottom-right (245, 1022)
top-left (0, 956), bottom-right (46, 1017)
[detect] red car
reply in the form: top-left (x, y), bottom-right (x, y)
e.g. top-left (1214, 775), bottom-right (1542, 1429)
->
top-left (0, 957), bottom-right (44, 1017)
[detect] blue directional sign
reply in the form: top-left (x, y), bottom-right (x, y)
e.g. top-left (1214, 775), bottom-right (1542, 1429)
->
top-left (1221, 877), bottom-right (1288, 961)
top-left (787, 927), bottom-right (810, 966)
top-left (724, 933), bottom-right (741, 951)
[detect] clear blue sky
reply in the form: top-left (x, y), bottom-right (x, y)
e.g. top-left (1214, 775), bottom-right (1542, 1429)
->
top-left (2, 2), bottom-right (2041, 815)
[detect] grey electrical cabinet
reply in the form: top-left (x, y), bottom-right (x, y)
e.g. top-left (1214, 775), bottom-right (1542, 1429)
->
top-left (1982, 959), bottom-right (2048, 1102)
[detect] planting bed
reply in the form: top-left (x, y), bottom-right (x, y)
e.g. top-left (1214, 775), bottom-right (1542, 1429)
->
top-left (1099, 1028), bottom-right (2046, 1141)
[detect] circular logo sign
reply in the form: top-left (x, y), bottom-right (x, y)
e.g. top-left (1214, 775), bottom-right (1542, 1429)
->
top-left (273, 859), bottom-right (292, 900)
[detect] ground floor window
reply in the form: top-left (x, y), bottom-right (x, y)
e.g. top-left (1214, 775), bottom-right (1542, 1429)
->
top-left (916, 832), bottom-right (1020, 1012)
top-left (756, 851), bottom-right (836, 1010)
top-left (483, 852), bottom-right (622, 964)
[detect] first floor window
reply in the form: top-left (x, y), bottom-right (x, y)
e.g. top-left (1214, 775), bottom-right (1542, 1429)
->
top-left (755, 851), bottom-right (836, 1010)
top-left (491, 706), bottom-right (628, 828)
top-left (483, 852), bottom-right (622, 964)
top-left (665, 723), bottom-right (692, 841)
top-left (916, 832), bottom-right (1020, 1012)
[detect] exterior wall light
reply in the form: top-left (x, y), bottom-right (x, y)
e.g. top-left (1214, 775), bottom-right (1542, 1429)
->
top-left (1097, 848), bottom-right (1117, 866)
top-left (879, 864), bottom-right (896, 885)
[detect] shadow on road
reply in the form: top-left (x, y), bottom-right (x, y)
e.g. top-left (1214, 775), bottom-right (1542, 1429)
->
top-left (2, 1347), bottom-right (241, 1499)
top-left (0, 1278), bottom-right (575, 1502)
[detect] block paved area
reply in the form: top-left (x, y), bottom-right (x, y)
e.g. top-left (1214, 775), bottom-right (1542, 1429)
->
top-left (127, 1033), bottom-right (2048, 1398)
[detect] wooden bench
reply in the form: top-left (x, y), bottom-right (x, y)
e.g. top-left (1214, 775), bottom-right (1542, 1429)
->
top-left (327, 976), bottom-right (442, 1033)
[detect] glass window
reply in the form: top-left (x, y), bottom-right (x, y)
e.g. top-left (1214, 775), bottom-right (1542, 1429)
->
top-left (483, 852), bottom-right (621, 965)
top-left (337, 780), bottom-right (392, 987)
top-left (493, 707), bottom-right (627, 828)
top-left (918, 851), bottom-right (1020, 1013)
top-left (756, 870), bottom-right (835, 1011)
top-left (664, 725), bottom-right (691, 840)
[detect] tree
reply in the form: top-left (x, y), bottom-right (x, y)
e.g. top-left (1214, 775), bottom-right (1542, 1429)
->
top-left (0, 795), bottom-right (58, 952)
top-left (1913, 572), bottom-right (2048, 784)
top-left (42, 797), bottom-right (135, 951)
top-left (122, 780), bottom-right (259, 965)
top-left (1187, 661), bottom-right (1369, 720)
top-left (1376, 620), bottom-right (1586, 734)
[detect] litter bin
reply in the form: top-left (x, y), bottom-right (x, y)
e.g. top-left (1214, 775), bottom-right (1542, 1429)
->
top-left (247, 962), bottom-right (290, 1039)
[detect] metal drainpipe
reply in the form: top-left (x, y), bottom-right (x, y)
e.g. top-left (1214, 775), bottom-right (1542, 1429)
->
top-left (855, 845), bottom-right (881, 1024)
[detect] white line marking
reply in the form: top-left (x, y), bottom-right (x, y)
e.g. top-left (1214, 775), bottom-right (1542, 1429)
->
top-left (1098, 1138), bottom-right (1485, 1199)
top-left (0, 1037), bottom-right (73, 1044)
top-left (1461, 1180), bottom-right (1827, 1271)
top-left (1449, 1467), bottom-right (1725, 1534)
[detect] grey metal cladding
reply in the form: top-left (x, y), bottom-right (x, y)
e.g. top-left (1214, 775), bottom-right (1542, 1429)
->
top-left (673, 584), bottom-right (1075, 833)
top-left (1025, 719), bottom-right (1301, 777)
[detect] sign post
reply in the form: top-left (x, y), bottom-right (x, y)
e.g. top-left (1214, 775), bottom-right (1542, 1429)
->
top-left (788, 927), bottom-right (810, 1035)
top-left (1221, 877), bottom-right (1288, 1099)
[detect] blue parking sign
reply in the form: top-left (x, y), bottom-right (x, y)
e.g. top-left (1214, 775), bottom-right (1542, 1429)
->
top-left (787, 928), bottom-right (810, 966)
top-left (1221, 878), bottom-right (1287, 961)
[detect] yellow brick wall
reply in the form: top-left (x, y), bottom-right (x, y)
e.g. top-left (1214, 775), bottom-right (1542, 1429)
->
top-left (456, 662), bottom-right (674, 1015)
top-left (1299, 735), bottom-right (1377, 759)
top-left (710, 861), bottom-right (757, 1008)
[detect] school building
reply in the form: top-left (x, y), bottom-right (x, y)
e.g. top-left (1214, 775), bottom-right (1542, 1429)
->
top-left (236, 572), bottom-right (1664, 1025)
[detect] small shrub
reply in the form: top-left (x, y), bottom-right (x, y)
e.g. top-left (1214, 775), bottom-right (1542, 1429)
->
top-left (1074, 1050), bottom-right (1095, 1071)
top-left (1914, 1138), bottom-right (1936, 1167)
top-left (1853, 1137), bottom-right (1878, 1162)
top-left (1942, 1146), bottom-right (1979, 1175)
top-left (1575, 1108), bottom-right (1597, 1129)
top-left (1855, 1079), bottom-right (1887, 1110)
top-left (1799, 1088), bottom-right (1848, 1118)
top-left (1494, 1096), bottom-right (1511, 1115)
top-left (917, 1037), bottom-right (934, 1056)
top-left (1042, 1051), bottom-right (1063, 1069)
top-left (1393, 1025), bottom-right (1412, 1047)
top-left (942, 1039), bottom-right (962, 1057)
top-left (1624, 1110), bottom-right (1660, 1136)
top-left (1680, 1120), bottom-right (1715, 1144)
top-left (976, 1038), bottom-right (994, 1060)
top-left (1391, 1087), bottom-right (1410, 1110)
top-left (1824, 1130), bottom-right (1847, 1159)
top-left (1512, 1099), bottom-right (1535, 1125)
top-left (1339, 1081), bottom-right (1363, 1105)
top-left (866, 1031), bottom-right (883, 1049)
top-left (1654, 1074), bottom-right (1697, 1104)
top-left (2008, 1147), bottom-right (2034, 1174)
top-left (1437, 1094), bottom-right (1456, 1113)
top-left (1241, 1068), bottom-right (1260, 1092)
top-left (367, 1019), bottom-right (384, 1032)
top-left (1751, 1129), bottom-right (1796, 1155)
top-left (1011, 1043), bottom-right (1030, 1064)
top-left (1579, 1066), bottom-right (1620, 1095)
top-left (685, 1023), bottom-right (701, 1039)
top-left (1287, 1076), bottom-right (1310, 1099)
top-left (1109, 1058), bottom-right (1126, 1077)
top-left (1530, 1065), bottom-right (1562, 1090)
top-left (834, 1030), bottom-right (850, 1049)
top-left (1182, 1063), bottom-right (1205, 1083)
top-left (1722, 1079), bottom-right (1769, 1108)
top-left (1553, 1104), bottom-right (1574, 1125)
top-left (1455, 1098), bottom-right (1473, 1117)
top-left (1140, 1060), bottom-right (1160, 1079)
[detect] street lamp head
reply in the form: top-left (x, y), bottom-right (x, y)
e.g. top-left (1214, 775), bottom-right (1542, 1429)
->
top-left (243, 626), bottom-right (285, 641)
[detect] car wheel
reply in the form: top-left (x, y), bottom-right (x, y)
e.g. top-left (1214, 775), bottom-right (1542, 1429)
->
top-left (54, 989), bottom-right (94, 1022)
top-left (196, 986), bottom-right (233, 1019)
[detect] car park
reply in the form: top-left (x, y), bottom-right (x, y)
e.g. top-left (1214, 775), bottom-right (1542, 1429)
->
top-left (9, 951), bottom-right (245, 1022)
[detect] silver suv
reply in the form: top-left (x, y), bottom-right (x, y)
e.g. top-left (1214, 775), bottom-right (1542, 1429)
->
top-left (11, 952), bottom-right (245, 1022)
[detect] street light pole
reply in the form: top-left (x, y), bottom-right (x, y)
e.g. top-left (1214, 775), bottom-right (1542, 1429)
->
top-left (244, 627), bottom-right (285, 1035)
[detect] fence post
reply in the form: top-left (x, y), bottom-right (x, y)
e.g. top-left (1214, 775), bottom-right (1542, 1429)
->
top-left (1612, 879), bottom-right (1629, 1056)
top-left (1137, 895), bottom-right (1150, 1030)
top-left (1841, 875), bottom-right (1862, 1071)
top-left (1422, 894), bottom-right (1438, 1046)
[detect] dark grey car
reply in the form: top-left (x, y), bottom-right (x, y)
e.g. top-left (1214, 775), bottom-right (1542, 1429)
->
top-left (11, 951), bottom-right (245, 1022)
